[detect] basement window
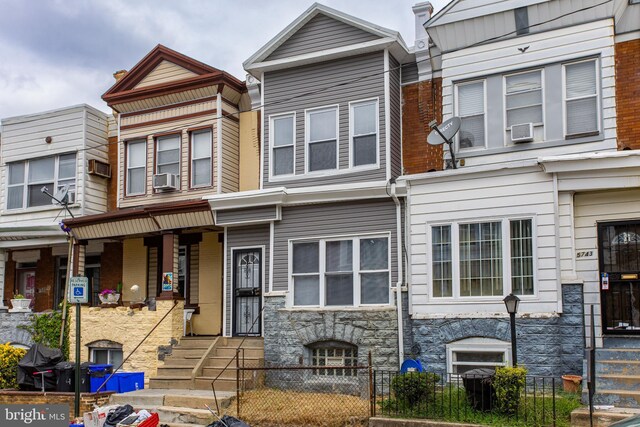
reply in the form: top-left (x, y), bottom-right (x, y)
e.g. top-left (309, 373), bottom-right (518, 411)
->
top-left (446, 337), bottom-right (510, 375)
top-left (88, 340), bottom-right (123, 367)
top-left (308, 341), bottom-right (358, 377)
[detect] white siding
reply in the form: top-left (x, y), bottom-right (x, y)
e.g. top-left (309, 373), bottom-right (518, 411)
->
top-left (221, 118), bottom-right (239, 193)
top-left (440, 19), bottom-right (617, 168)
top-left (573, 189), bottom-right (640, 347)
top-left (408, 167), bottom-right (559, 316)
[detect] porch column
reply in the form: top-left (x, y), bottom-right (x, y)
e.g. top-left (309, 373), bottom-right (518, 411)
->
top-left (158, 232), bottom-right (181, 300)
top-left (0, 249), bottom-right (7, 309)
top-left (72, 240), bottom-right (87, 276)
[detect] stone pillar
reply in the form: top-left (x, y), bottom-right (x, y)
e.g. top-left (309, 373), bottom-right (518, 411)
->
top-left (158, 233), bottom-right (181, 300)
top-left (0, 249), bottom-right (7, 310)
top-left (72, 241), bottom-right (87, 276)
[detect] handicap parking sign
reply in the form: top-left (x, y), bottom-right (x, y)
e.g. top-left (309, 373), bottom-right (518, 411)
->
top-left (68, 277), bottom-right (89, 304)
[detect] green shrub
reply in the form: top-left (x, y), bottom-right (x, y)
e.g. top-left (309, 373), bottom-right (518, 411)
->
top-left (391, 372), bottom-right (440, 407)
top-left (0, 343), bottom-right (27, 389)
top-left (19, 306), bottom-right (69, 360)
top-left (493, 366), bottom-right (527, 414)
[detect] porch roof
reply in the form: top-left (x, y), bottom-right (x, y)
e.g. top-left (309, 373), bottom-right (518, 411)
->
top-left (62, 200), bottom-right (214, 240)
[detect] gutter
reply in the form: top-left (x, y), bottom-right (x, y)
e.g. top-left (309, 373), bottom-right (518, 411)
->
top-left (389, 178), bottom-right (405, 366)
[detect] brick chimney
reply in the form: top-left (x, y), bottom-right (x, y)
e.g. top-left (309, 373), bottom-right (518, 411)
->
top-left (113, 70), bottom-right (128, 82)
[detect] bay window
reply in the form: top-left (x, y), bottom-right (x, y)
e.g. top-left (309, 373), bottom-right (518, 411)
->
top-left (564, 59), bottom-right (598, 136)
top-left (430, 218), bottom-right (534, 298)
top-left (190, 129), bottom-right (212, 187)
top-left (7, 153), bottom-right (76, 210)
top-left (126, 140), bottom-right (146, 195)
top-left (292, 235), bottom-right (390, 307)
top-left (306, 107), bottom-right (338, 172)
top-left (271, 114), bottom-right (295, 176)
top-left (350, 100), bottom-right (378, 167)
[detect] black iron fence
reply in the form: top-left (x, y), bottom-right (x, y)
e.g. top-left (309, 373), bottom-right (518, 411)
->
top-left (373, 370), bottom-right (578, 427)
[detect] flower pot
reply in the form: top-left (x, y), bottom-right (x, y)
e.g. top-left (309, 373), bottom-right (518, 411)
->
top-left (561, 375), bottom-right (582, 393)
top-left (9, 298), bottom-right (32, 312)
top-left (107, 293), bottom-right (121, 304)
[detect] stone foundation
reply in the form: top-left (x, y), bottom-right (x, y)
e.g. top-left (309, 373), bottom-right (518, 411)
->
top-left (408, 284), bottom-right (584, 378)
top-left (0, 312), bottom-right (35, 346)
top-left (69, 300), bottom-right (184, 382)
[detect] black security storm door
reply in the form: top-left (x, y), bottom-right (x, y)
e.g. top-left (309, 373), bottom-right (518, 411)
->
top-left (233, 248), bottom-right (262, 336)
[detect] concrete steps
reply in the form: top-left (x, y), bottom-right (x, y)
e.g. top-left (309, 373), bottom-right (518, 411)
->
top-left (583, 344), bottom-right (640, 408)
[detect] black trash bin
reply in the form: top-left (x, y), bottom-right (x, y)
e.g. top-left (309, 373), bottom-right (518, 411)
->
top-left (80, 362), bottom-right (95, 392)
top-left (461, 368), bottom-right (495, 412)
top-left (55, 362), bottom-right (75, 392)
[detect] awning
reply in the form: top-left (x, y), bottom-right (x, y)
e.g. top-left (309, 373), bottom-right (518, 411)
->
top-left (63, 200), bottom-right (215, 240)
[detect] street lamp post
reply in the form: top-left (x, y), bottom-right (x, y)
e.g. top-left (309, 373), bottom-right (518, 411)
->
top-left (503, 293), bottom-right (520, 367)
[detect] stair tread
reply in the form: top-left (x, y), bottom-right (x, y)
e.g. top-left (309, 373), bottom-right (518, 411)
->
top-left (599, 374), bottom-right (640, 379)
top-left (598, 389), bottom-right (640, 395)
top-left (600, 359), bottom-right (640, 364)
top-left (158, 405), bottom-right (213, 415)
top-left (150, 376), bottom-right (192, 380)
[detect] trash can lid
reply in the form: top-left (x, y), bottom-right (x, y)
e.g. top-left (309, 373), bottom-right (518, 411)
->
top-left (400, 359), bottom-right (424, 373)
top-left (87, 364), bottom-right (112, 371)
top-left (54, 361), bottom-right (75, 370)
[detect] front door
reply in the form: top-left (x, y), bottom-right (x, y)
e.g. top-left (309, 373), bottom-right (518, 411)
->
top-left (232, 248), bottom-right (262, 336)
top-left (599, 221), bottom-right (640, 334)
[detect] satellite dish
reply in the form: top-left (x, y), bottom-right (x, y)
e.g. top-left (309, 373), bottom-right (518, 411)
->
top-left (52, 185), bottom-right (70, 205)
top-left (427, 117), bottom-right (462, 146)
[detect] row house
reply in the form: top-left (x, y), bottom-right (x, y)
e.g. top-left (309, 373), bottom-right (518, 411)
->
top-left (401, 0), bottom-right (640, 407)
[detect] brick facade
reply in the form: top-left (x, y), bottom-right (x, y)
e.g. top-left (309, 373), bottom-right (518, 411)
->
top-left (100, 242), bottom-right (123, 292)
top-left (0, 391), bottom-right (113, 422)
top-left (615, 38), bottom-right (640, 151)
top-left (402, 78), bottom-right (444, 174)
top-left (3, 248), bottom-right (55, 311)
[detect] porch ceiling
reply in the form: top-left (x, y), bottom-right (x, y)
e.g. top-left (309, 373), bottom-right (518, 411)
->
top-left (63, 200), bottom-right (215, 240)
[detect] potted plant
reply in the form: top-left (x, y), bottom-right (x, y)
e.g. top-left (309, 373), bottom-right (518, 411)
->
top-left (99, 289), bottom-right (120, 305)
top-left (10, 294), bottom-right (32, 312)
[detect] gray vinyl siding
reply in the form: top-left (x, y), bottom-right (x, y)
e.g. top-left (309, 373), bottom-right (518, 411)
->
top-left (264, 52), bottom-right (387, 188)
top-left (216, 206), bottom-right (278, 226)
top-left (389, 56), bottom-right (402, 178)
top-left (225, 224), bottom-right (270, 336)
top-left (272, 199), bottom-right (399, 292)
top-left (401, 62), bottom-right (419, 85)
top-left (266, 13), bottom-right (380, 61)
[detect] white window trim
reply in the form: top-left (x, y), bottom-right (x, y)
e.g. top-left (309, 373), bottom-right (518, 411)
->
top-left (269, 112), bottom-right (296, 180)
top-left (348, 98), bottom-right (380, 170)
top-left (89, 347), bottom-right (123, 365)
top-left (562, 57), bottom-right (600, 138)
top-left (190, 129), bottom-right (213, 189)
top-left (502, 68), bottom-right (546, 146)
top-left (155, 134), bottom-right (181, 188)
top-left (126, 139), bottom-right (147, 196)
top-left (288, 232), bottom-right (392, 309)
top-left (6, 154), bottom-right (77, 211)
top-left (426, 216), bottom-right (538, 302)
top-left (454, 79), bottom-right (488, 152)
top-left (446, 337), bottom-right (512, 375)
top-left (304, 105), bottom-right (340, 175)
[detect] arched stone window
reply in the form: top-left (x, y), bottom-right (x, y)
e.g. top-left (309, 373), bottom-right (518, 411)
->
top-left (307, 340), bottom-right (358, 377)
top-left (87, 340), bottom-right (123, 367)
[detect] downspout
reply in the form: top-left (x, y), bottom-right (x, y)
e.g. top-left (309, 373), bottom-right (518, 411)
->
top-left (390, 178), bottom-right (404, 366)
top-left (552, 172), bottom-right (563, 313)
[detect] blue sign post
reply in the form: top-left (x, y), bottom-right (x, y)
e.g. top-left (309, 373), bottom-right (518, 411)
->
top-left (68, 276), bottom-right (88, 418)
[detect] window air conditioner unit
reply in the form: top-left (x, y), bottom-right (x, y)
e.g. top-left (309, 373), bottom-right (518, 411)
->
top-left (510, 123), bottom-right (534, 143)
top-left (153, 173), bottom-right (178, 191)
top-left (87, 159), bottom-right (111, 178)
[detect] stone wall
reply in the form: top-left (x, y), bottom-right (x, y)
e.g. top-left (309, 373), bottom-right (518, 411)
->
top-left (408, 284), bottom-right (584, 378)
top-left (69, 300), bottom-right (184, 382)
top-left (263, 296), bottom-right (399, 370)
top-left (0, 391), bottom-right (112, 421)
top-left (0, 312), bottom-right (34, 346)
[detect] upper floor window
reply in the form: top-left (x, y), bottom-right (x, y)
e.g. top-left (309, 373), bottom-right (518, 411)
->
top-left (564, 59), bottom-right (598, 137)
top-left (456, 81), bottom-right (485, 150)
top-left (126, 140), bottom-right (146, 196)
top-left (271, 114), bottom-right (295, 176)
top-left (430, 218), bottom-right (534, 299)
top-left (156, 134), bottom-right (180, 177)
top-left (505, 70), bottom-right (543, 128)
top-left (7, 153), bottom-right (76, 210)
top-left (306, 106), bottom-right (338, 172)
top-left (292, 235), bottom-right (389, 307)
top-left (190, 129), bottom-right (212, 187)
top-left (350, 100), bottom-right (378, 167)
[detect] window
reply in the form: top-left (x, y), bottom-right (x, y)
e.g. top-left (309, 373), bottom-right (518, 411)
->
top-left (292, 235), bottom-right (389, 307)
top-left (7, 153), bottom-right (76, 210)
top-left (456, 81), bottom-right (485, 149)
top-left (447, 338), bottom-right (510, 375)
top-left (514, 7), bottom-right (529, 35)
top-left (190, 129), bottom-right (211, 187)
top-left (430, 218), bottom-right (534, 298)
top-left (90, 345), bottom-right (123, 367)
top-left (309, 341), bottom-right (358, 377)
top-left (178, 245), bottom-right (188, 299)
top-left (271, 114), bottom-right (295, 176)
top-left (126, 140), bottom-right (146, 195)
top-left (350, 100), bottom-right (378, 167)
top-left (564, 59), bottom-right (598, 136)
top-left (505, 70), bottom-right (543, 128)
top-left (306, 107), bottom-right (338, 172)
top-left (156, 134), bottom-right (180, 176)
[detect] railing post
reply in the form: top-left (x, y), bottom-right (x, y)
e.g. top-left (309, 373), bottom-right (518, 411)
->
top-left (368, 351), bottom-right (374, 417)
top-left (236, 349), bottom-right (240, 419)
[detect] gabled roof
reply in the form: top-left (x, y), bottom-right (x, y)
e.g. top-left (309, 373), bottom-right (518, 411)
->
top-left (102, 44), bottom-right (244, 110)
top-left (425, 0), bottom-right (550, 28)
top-left (244, 2), bottom-right (409, 75)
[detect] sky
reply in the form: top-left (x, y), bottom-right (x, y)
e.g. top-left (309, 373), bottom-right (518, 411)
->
top-left (0, 0), bottom-right (449, 120)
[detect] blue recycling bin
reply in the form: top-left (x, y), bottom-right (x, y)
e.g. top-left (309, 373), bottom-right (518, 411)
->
top-left (114, 372), bottom-right (144, 393)
top-left (88, 364), bottom-right (115, 393)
